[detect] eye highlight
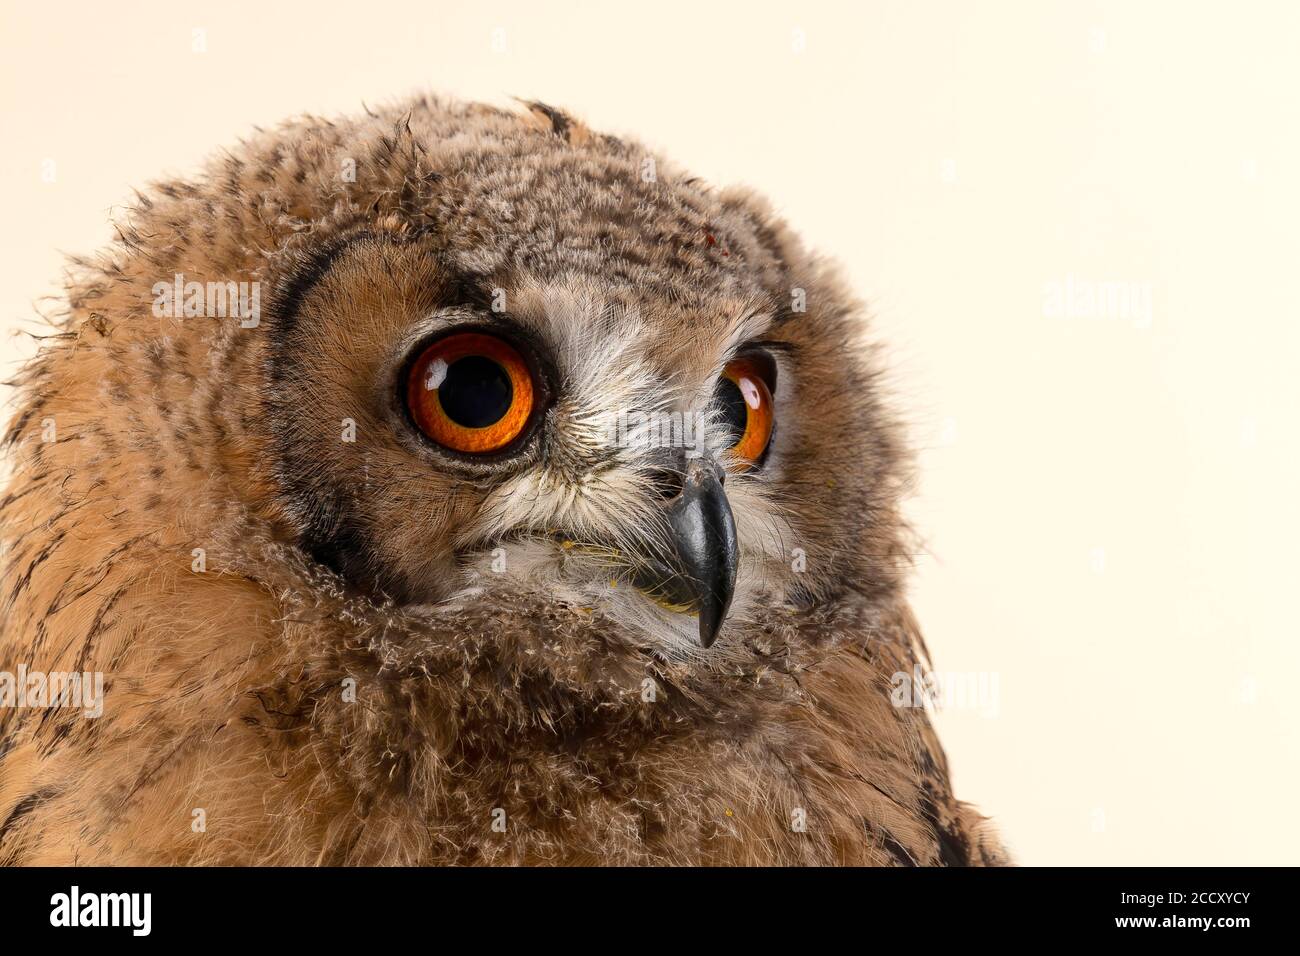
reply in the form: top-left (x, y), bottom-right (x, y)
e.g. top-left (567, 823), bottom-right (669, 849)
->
top-left (716, 355), bottom-right (775, 469)
top-left (405, 331), bottom-right (536, 454)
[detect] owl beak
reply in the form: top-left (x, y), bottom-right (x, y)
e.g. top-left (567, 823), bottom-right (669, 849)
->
top-left (661, 458), bottom-right (738, 648)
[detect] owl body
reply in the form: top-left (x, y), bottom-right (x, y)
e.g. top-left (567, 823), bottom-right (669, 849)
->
top-left (0, 97), bottom-right (1005, 865)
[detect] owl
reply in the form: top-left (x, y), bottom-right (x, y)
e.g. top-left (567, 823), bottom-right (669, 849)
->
top-left (0, 96), bottom-right (1007, 866)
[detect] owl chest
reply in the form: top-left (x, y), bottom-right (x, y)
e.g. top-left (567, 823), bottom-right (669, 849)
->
top-left (330, 709), bottom-right (859, 866)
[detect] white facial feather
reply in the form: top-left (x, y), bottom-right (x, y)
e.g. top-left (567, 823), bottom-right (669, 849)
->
top-left (454, 280), bottom-right (794, 652)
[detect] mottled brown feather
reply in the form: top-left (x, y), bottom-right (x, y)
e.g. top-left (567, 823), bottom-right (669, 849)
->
top-left (0, 96), bottom-right (1006, 866)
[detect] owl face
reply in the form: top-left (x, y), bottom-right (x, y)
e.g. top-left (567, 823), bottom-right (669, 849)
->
top-left (246, 102), bottom-right (905, 659)
top-left (266, 232), bottom-right (802, 653)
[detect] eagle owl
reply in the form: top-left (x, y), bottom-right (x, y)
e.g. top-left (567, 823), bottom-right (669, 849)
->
top-left (0, 97), bottom-right (1006, 866)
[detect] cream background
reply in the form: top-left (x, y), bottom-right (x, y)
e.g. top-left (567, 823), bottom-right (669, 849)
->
top-left (2, 0), bottom-right (1296, 865)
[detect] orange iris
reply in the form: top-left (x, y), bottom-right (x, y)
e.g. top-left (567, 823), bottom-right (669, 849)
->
top-left (406, 332), bottom-right (535, 453)
top-left (722, 356), bottom-right (775, 467)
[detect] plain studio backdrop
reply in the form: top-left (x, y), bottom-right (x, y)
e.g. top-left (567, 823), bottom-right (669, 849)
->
top-left (2, 1), bottom-right (1296, 866)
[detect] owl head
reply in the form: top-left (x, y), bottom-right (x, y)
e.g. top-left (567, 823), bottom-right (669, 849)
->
top-left (0, 95), bottom-right (968, 867)
top-left (9, 96), bottom-right (910, 672)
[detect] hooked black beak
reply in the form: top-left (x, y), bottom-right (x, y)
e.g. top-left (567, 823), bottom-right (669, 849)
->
top-left (656, 458), bottom-right (739, 648)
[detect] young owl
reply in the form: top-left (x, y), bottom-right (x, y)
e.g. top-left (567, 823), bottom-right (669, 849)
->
top-left (0, 97), bottom-right (1007, 866)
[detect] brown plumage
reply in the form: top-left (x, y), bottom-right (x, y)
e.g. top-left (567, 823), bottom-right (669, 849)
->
top-left (0, 96), bottom-right (1007, 865)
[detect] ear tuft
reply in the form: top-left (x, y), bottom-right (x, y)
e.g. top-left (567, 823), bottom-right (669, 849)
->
top-left (518, 99), bottom-right (591, 146)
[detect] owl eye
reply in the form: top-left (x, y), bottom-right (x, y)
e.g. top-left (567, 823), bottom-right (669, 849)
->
top-left (715, 355), bottom-right (775, 469)
top-left (405, 331), bottom-right (536, 454)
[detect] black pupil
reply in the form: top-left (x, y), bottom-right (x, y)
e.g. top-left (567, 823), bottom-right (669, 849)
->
top-left (439, 355), bottom-right (513, 428)
top-left (714, 378), bottom-right (749, 447)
